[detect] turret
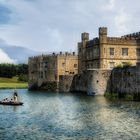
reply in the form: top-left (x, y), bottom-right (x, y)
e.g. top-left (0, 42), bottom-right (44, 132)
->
top-left (99, 27), bottom-right (108, 69)
top-left (99, 27), bottom-right (107, 43)
top-left (81, 32), bottom-right (89, 41)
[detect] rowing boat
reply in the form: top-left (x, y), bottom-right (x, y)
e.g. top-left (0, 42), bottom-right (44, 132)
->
top-left (0, 101), bottom-right (23, 106)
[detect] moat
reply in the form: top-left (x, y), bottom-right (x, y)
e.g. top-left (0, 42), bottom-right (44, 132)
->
top-left (0, 89), bottom-right (140, 140)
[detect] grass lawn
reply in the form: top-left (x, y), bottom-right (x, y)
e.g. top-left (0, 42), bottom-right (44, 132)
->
top-left (0, 77), bottom-right (28, 89)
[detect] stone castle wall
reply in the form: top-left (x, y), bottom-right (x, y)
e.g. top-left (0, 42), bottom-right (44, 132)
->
top-left (59, 75), bottom-right (75, 92)
top-left (28, 52), bottom-right (78, 91)
top-left (106, 65), bottom-right (140, 100)
top-left (78, 27), bottom-right (140, 71)
top-left (69, 69), bottom-right (111, 95)
top-left (68, 66), bottom-right (140, 99)
top-left (28, 27), bottom-right (140, 99)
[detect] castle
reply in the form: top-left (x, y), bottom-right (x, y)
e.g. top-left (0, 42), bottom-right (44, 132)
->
top-left (28, 27), bottom-right (140, 95)
top-left (28, 52), bottom-right (78, 91)
top-left (78, 27), bottom-right (140, 73)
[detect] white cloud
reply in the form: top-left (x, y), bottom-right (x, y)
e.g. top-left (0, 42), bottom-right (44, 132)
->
top-left (0, 0), bottom-right (139, 52)
top-left (114, 9), bottom-right (131, 34)
top-left (0, 48), bottom-right (16, 63)
top-left (103, 0), bottom-right (116, 11)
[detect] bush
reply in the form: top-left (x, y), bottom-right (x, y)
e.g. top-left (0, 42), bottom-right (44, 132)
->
top-left (115, 62), bottom-right (132, 69)
top-left (18, 74), bottom-right (28, 82)
top-left (123, 62), bottom-right (132, 68)
top-left (115, 64), bottom-right (123, 68)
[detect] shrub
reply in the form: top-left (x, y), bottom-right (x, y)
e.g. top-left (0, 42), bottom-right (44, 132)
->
top-left (115, 64), bottom-right (123, 69)
top-left (115, 62), bottom-right (132, 69)
top-left (18, 74), bottom-right (28, 82)
top-left (123, 62), bottom-right (132, 68)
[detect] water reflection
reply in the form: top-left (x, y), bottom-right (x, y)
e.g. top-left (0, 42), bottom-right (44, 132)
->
top-left (0, 89), bottom-right (140, 140)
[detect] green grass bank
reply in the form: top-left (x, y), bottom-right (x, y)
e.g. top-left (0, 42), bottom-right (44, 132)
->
top-left (0, 77), bottom-right (28, 89)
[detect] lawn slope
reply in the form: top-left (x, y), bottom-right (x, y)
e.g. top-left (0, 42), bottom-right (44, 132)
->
top-left (0, 77), bottom-right (28, 89)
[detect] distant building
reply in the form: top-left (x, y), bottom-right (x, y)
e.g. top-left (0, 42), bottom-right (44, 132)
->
top-left (28, 52), bottom-right (78, 90)
top-left (78, 27), bottom-right (140, 74)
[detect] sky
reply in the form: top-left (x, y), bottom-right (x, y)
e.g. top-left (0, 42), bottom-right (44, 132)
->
top-left (0, 0), bottom-right (140, 63)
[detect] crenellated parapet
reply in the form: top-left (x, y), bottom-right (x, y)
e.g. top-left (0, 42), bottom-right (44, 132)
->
top-left (86, 37), bottom-right (99, 47)
top-left (29, 52), bottom-right (77, 61)
top-left (107, 36), bottom-right (140, 45)
top-left (122, 32), bottom-right (140, 40)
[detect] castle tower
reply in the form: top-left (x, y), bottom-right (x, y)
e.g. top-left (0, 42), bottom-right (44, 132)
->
top-left (81, 32), bottom-right (89, 42)
top-left (99, 27), bottom-right (108, 69)
top-left (78, 32), bottom-right (89, 74)
top-left (99, 27), bottom-right (107, 43)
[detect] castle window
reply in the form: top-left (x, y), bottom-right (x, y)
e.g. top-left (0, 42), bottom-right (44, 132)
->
top-left (136, 48), bottom-right (140, 56)
top-left (79, 47), bottom-right (81, 52)
top-left (45, 71), bottom-right (47, 78)
top-left (122, 48), bottom-right (128, 56)
top-left (110, 48), bottom-right (114, 56)
top-left (55, 75), bottom-right (57, 80)
top-left (109, 62), bottom-right (115, 69)
top-left (40, 71), bottom-right (43, 78)
top-left (62, 63), bottom-right (65, 67)
top-left (45, 62), bottom-right (48, 68)
top-left (74, 64), bottom-right (77, 68)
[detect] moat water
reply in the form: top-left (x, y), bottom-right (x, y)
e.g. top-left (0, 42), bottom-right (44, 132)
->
top-left (0, 89), bottom-right (140, 140)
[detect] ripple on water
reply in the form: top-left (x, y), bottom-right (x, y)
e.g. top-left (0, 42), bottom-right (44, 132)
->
top-left (0, 89), bottom-right (140, 140)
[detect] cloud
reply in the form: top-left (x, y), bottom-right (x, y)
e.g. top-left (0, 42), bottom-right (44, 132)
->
top-left (0, 48), bottom-right (16, 64)
top-left (103, 0), bottom-right (116, 11)
top-left (0, 4), bottom-right (12, 24)
top-left (0, 0), bottom-right (139, 53)
top-left (114, 9), bottom-right (131, 34)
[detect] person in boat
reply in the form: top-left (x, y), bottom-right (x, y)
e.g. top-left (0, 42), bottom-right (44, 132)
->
top-left (13, 91), bottom-right (18, 102)
top-left (3, 99), bottom-right (6, 102)
top-left (10, 99), bottom-right (13, 103)
top-left (2, 98), bottom-right (8, 103)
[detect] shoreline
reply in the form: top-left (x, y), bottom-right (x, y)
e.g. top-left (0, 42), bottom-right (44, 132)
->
top-left (104, 92), bottom-right (140, 101)
top-left (0, 87), bottom-right (28, 89)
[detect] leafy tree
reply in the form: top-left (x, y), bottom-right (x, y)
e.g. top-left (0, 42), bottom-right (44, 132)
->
top-left (0, 63), bottom-right (28, 78)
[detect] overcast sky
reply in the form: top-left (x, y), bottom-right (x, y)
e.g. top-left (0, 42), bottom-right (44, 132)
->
top-left (0, 0), bottom-right (140, 53)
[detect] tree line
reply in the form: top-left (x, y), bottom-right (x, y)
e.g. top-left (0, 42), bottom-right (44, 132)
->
top-left (0, 63), bottom-right (28, 81)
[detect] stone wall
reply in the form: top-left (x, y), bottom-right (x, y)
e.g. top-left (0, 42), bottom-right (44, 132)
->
top-left (78, 27), bottom-right (140, 71)
top-left (28, 52), bottom-right (78, 91)
top-left (71, 69), bottom-right (111, 95)
top-left (29, 81), bottom-right (57, 91)
top-left (59, 75), bottom-right (75, 92)
top-left (106, 66), bottom-right (140, 100)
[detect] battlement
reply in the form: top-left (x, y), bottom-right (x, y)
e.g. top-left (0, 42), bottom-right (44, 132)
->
top-left (29, 52), bottom-right (77, 61)
top-left (86, 37), bottom-right (99, 47)
top-left (107, 36), bottom-right (139, 45)
top-left (99, 27), bottom-right (107, 35)
top-left (122, 32), bottom-right (140, 39)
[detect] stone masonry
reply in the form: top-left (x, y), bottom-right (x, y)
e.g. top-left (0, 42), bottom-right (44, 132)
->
top-left (78, 27), bottom-right (140, 74)
top-left (28, 52), bottom-right (78, 91)
top-left (28, 27), bottom-right (140, 97)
